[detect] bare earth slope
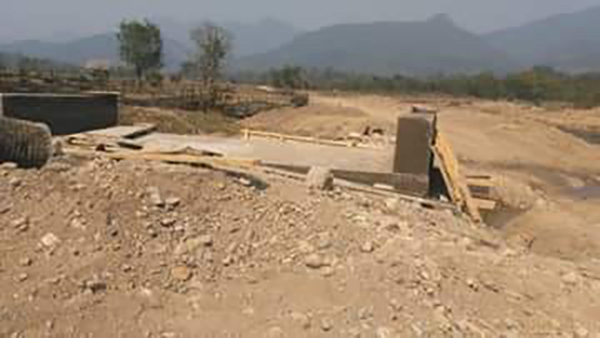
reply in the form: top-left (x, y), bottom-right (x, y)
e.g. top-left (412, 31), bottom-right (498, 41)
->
top-left (0, 155), bottom-right (599, 337)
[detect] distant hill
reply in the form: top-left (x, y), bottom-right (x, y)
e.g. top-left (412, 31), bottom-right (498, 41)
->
top-left (224, 19), bottom-right (301, 57)
top-left (237, 14), bottom-right (516, 76)
top-left (486, 6), bottom-right (600, 72)
top-left (0, 34), bottom-right (189, 71)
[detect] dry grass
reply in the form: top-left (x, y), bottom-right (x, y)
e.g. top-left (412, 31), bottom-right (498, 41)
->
top-left (119, 105), bottom-right (240, 136)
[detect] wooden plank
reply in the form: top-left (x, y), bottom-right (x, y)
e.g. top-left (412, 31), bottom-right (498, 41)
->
top-left (433, 132), bottom-right (483, 223)
top-left (63, 148), bottom-right (259, 170)
top-left (473, 198), bottom-right (497, 211)
top-left (85, 123), bottom-right (156, 139)
top-left (242, 129), bottom-right (375, 149)
top-left (466, 177), bottom-right (495, 188)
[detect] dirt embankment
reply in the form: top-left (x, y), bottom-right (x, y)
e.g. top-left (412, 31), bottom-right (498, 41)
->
top-left (0, 155), bottom-right (598, 337)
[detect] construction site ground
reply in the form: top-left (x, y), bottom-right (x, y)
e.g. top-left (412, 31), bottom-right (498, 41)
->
top-left (1, 92), bottom-right (600, 337)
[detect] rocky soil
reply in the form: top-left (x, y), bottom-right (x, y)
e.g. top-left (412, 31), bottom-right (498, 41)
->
top-left (0, 154), bottom-right (599, 337)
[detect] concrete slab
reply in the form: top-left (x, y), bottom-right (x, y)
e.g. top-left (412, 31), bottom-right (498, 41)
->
top-left (137, 133), bottom-right (394, 172)
top-left (86, 124), bottom-right (156, 139)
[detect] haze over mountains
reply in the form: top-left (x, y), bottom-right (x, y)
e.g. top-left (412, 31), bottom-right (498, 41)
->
top-left (2, 5), bottom-right (600, 76)
top-left (238, 14), bottom-right (515, 76)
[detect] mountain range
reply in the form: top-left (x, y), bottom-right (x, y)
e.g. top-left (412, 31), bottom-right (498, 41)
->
top-left (3, 6), bottom-right (600, 76)
top-left (237, 14), bottom-right (515, 76)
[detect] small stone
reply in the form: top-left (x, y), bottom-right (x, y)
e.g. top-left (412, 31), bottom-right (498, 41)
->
top-left (321, 318), bottom-right (334, 332)
top-left (389, 298), bottom-right (403, 312)
top-left (0, 204), bottom-right (11, 215)
top-left (70, 218), bottom-right (86, 229)
top-left (317, 235), bottom-right (333, 250)
top-left (9, 177), bottom-right (22, 187)
top-left (165, 197), bottom-right (181, 209)
top-left (291, 312), bottom-right (311, 330)
top-left (297, 240), bottom-right (316, 254)
top-left (467, 278), bottom-right (479, 291)
top-left (361, 241), bottom-right (375, 253)
top-left (40, 233), bottom-right (61, 248)
top-left (305, 254), bottom-right (327, 269)
top-left (160, 218), bottom-right (177, 228)
top-left (16, 273), bottom-right (28, 282)
top-left (384, 198), bottom-right (400, 212)
top-left (306, 167), bottom-right (334, 191)
top-left (358, 307), bottom-right (374, 320)
top-left (12, 217), bottom-right (30, 232)
top-left (19, 257), bottom-right (32, 267)
top-left (198, 235), bottom-right (214, 247)
top-left (147, 187), bottom-right (164, 207)
top-left (84, 277), bottom-right (107, 293)
top-left (574, 324), bottom-right (589, 338)
top-left (562, 272), bottom-right (579, 286)
top-left (376, 327), bottom-right (393, 338)
top-left (238, 177), bottom-right (253, 187)
top-left (266, 327), bottom-right (284, 338)
top-left (171, 266), bottom-right (192, 281)
top-left (321, 267), bottom-right (336, 277)
top-left (222, 256), bottom-right (234, 266)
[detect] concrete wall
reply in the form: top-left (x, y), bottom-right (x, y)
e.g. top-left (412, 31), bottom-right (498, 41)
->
top-left (0, 92), bottom-right (119, 135)
top-left (393, 114), bottom-right (437, 176)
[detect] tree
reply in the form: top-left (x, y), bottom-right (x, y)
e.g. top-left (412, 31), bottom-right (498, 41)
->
top-left (0, 54), bottom-right (7, 71)
top-left (270, 65), bottom-right (308, 89)
top-left (189, 22), bottom-right (233, 85)
top-left (117, 19), bottom-right (163, 80)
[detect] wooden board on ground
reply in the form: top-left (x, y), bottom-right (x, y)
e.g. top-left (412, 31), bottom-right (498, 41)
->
top-left (86, 123), bottom-right (157, 139)
top-left (242, 129), bottom-right (376, 149)
top-left (433, 132), bottom-right (482, 223)
top-left (63, 148), bottom-right (258, 170)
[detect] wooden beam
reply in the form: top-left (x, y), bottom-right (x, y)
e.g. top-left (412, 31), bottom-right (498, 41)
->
top-left (473, 198), bottom-right (497, 211)
top-left (63, 148), bottom-right (259, 170)
top-left (241, 129), bottom-right (376, 149)
top-left (433, 132), bottom-right (483, 223)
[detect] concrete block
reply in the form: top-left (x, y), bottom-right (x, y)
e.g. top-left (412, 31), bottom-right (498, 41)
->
top-left (0, 92), bottom-right (119, 135)
top-left (393, 115), bottom-right (437, 176)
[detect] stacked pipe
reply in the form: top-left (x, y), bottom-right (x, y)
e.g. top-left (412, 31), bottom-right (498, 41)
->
top-left (0, 116), bottom-right (53, 168)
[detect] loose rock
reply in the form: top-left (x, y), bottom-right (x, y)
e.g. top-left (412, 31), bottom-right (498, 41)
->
top-left (147, 187), bottom-right (164, 207)
top-left (306, 167), bottom-right (334, 191)
top-left (171, 266), bottom-right (192, 281)
top-left (305, 254), bottom-right (328, 269)
top-left (40, 233), bottom-right (61, 248)
top-left (361, 241), bottom-right (375, 253)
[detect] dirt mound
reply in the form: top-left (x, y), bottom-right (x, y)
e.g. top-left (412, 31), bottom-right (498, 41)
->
top-left (242, 104), bottom-right (390, 140)
top-left (120, 106), bottom-right (240, 136)
top-left (0, 156), bottom-right (598, 337)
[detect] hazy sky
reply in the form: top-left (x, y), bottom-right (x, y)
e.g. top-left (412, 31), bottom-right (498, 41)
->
top-left (1, 0), bottom-right (600, 42)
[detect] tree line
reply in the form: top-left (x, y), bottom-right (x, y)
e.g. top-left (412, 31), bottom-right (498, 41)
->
top-left (233, 65), bottom-right (600, 108)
